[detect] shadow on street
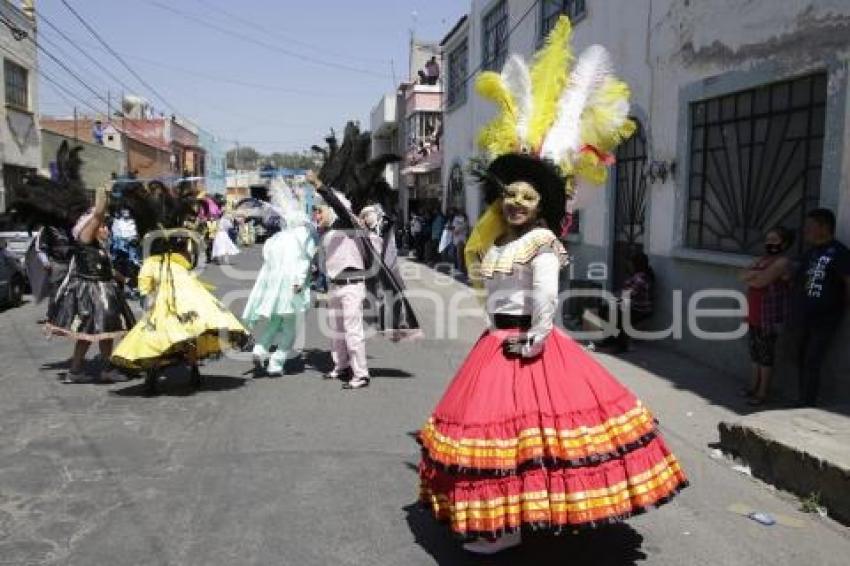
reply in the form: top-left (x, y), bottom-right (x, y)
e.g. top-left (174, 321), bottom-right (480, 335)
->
top-left (404, 503), bottom-right (646, 565)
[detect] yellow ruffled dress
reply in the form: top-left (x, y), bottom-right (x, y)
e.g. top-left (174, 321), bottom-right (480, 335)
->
top-left (112, 253), bottom-right (249, 371)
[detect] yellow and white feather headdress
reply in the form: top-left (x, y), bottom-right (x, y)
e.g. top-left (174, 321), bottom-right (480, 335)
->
top-left (476, 16), bottom-right (634, 186)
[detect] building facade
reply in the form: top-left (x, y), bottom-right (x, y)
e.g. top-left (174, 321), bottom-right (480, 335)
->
top-left (370, 40), bottom-right (443, 223)
top-left (0, 0), bottom-right (39, 213)
top-left (41, 129), bottom-right (125, 191)
top-left (440, 0), bottom-right (850, 401)
top-left (40, 117), bottom-right (173, 181)
top-left (198, 128), bottom-right (226, 194)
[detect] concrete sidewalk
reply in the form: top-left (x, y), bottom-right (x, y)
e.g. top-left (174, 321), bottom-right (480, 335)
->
top-left (719, 408), bottom-right (850, 525)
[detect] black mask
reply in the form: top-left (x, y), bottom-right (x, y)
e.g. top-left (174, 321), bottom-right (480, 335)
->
top-left (765, 243), bottom-right (783, 255)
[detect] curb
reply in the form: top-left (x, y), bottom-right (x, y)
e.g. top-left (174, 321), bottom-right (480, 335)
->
top-left (718, 421), bottom-right (850, 526)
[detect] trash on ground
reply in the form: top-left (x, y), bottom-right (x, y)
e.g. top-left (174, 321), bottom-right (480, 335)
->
top-left (747, 512), bottom-right (776, 526)
top-left (731, 463), bottom-right (752, 476)
top-left (709, 448), bottom-right (724, 460)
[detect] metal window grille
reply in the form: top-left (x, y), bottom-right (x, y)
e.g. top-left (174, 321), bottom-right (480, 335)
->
top-left (541, 0), bottom-right (587, 37)
top-left (614, 120), bottom-right (648, 247)
top-left (447, 39), bottom-right (468, 108)
top-left (4, 59), bottom-right (28, 110)
top-left (482, 1), bottom-right (508, 71)
top-left (613, 120), bottom-right (648, 288)
top-left (687, 73), bottom-right (827, 255)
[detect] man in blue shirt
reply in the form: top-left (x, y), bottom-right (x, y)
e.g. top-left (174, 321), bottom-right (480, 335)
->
top-left (793, 208), bottom-right (850, 407)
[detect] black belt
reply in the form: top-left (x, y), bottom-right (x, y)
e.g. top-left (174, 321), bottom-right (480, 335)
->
top-left (331, 276), bottom-right (366, 286)
top-left (492, 314), bottom-right (532, 330)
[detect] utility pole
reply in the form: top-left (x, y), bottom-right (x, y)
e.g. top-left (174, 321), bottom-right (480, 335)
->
top-left (107, 90), bottom-right (111, 122)
top-left (73, 106), bottom-right (78, 141)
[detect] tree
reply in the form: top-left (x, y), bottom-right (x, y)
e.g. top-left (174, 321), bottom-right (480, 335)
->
top-left (226, 146), bottom-right (260, 169)
top-left (267, 152), bottom-right (317, 169)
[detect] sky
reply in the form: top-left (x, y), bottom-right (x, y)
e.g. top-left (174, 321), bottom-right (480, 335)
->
top-left (35, 0), bottom-right (467, 154)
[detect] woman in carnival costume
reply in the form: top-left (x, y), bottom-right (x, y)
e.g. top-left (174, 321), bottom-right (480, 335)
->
top-left (418, 18), bottom-right (687, 554)
top-left (12, 142), bottom-right (136, 383)
top-left (11, 142), bottom-right (135, 383)
top-left (211, 212), bottom-right (240, 264)
top-left (243, 185), bottom-right (318, 376)
top-left (111, 182), bottom-right (250, 395)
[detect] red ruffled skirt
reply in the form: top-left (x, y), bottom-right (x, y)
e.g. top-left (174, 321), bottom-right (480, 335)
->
top-left (418, 327), bottom-right (687, 539)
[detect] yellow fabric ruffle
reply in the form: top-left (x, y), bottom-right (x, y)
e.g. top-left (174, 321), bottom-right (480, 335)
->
top-left (112, 254), bottom-right (248, 369)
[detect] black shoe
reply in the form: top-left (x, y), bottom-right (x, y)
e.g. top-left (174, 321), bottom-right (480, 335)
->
top-left (342, 376), bottom-right (370, 390)
top-left (323, 368), bottom-right (351, 381)
top-left (190, 365), bottom-right (202, 389)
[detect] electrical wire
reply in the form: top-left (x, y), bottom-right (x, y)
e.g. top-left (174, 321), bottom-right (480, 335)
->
top-left (442, 0), bottom-right (541, 111)
top-left (61, 0), bottom-right (183, 117)
top-left (188, 0), bottom-right (391, 66)
top-left (139, 0), bottom-right (390, 80)
top-left (36, 8), bottom-right (141, 102)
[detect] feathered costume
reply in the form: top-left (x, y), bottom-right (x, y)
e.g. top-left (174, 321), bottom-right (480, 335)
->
top-left (110, 182), bottom-right (249, 386)
top-left (11, 142), bottom-right (135, 342)
top-left (243, 185), bottom-right (318, 375)
top-left (418, 18), bottom-right (686, 549)
top-left (313, 123), bottom-right (421, 341)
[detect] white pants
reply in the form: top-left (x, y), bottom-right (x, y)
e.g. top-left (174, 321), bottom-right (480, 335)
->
top-left (327, 282), bottom-right (368, 378)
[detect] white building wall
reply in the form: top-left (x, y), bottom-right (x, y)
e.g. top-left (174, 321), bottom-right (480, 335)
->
top-left (0, 1), bottom-right (40, 212)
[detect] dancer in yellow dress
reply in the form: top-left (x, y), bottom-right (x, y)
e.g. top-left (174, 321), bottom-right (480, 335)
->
top-left (111, 182), bottom-right (250, 394)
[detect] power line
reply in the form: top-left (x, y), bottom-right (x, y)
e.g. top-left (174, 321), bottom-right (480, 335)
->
top-left (61, 0), bottom-right (183, 117)
top-left (28, 34), bottom-right (111, 109)
top-left (63, 37), bottom-right (366, 99)
top-left (139, 0), bottom-right (390, 80)
top-left (0, 39), bottom-right (105, 117)
top-left (36, 8), bottom-right (141, 102)
top-left (449, 0), bottom-right (541, 107)
top-left (189, 0), bottom-right (390, 66)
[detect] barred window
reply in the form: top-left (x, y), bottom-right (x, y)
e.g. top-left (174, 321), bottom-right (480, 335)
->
top-left (541, 0), bottom-right (587, 37)
top-left (687, 73), bottom-right (827, 255)
top-left (4, 59), bottom-right (28, 110)
top-left (482, 1), bottom-right (508, 71)
top-left (446, 39), bottom-right (468, 109)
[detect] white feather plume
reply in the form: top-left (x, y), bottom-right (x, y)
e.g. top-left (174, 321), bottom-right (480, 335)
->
top-left (500, 54), bottom-right (533, 147)
top-left (540, 45), bottom-right (612, 165)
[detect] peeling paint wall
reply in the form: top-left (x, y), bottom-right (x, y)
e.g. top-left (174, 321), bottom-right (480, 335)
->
top-left (440, 0), bottom-right (850, 398)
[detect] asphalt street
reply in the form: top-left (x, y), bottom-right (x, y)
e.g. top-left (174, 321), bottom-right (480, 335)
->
top-left (0, 246), bottom-right (848, 565)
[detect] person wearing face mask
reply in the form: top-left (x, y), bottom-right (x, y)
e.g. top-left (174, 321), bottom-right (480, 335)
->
top-left (740, 226), bottom-right (794, 406)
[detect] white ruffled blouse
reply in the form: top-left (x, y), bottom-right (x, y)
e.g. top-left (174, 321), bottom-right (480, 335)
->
top-left (481, 228), bottom-right (568, 357)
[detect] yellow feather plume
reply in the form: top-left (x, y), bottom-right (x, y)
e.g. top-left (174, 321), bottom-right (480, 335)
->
top-left (475, 71), bottom-right (518, 157)
top-left (527, 16), bottom-right (573, 151)
top-left (464, 200), bottom-right (507, 289)
top-left (571, 77), bottom-right (636, 185)
top-left (580, 78), bottom-right (634, 151)
top-left (573, 152), bottom-right (610, 185)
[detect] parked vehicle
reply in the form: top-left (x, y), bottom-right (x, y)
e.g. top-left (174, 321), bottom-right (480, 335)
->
top-left (0, 245), bottom-right (25, 308)
top-left (0, 215), bottom-right (34, 264)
